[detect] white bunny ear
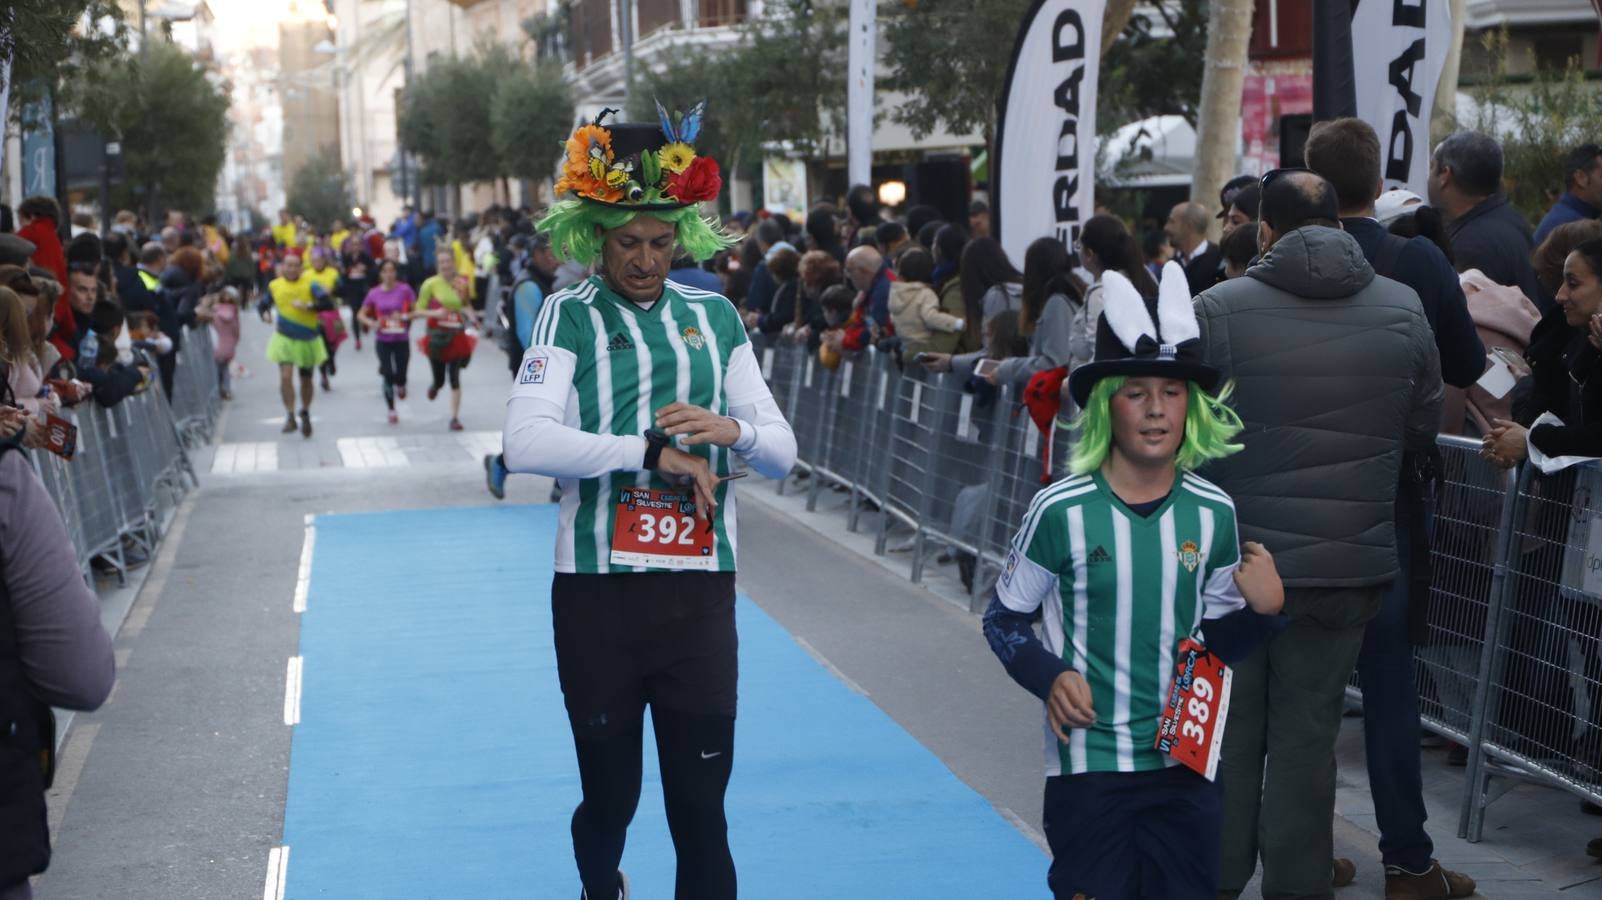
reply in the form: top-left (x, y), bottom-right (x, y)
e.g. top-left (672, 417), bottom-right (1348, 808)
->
top-left (1099, 269), bottom-right (1158, 353)
top-left (1156, 260), bottom-right (1200, 345)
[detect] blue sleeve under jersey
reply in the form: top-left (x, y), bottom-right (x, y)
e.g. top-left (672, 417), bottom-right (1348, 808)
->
top-left (514, 281), bottom-right (546, 350)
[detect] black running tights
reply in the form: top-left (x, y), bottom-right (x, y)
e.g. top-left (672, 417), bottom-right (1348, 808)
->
top-left (571, 709), bottom-right (736, 900)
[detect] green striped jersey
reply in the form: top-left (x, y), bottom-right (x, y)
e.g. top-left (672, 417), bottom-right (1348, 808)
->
top-left (996, 469), bottom-right (1247, 775)
top-left (526, 275), bottom-right (748, 574)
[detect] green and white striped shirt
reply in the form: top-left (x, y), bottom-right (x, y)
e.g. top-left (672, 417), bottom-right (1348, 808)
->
top-left (996, 470), bottom-right (1247, 775)
top-left (502, 275), bottom-right (796, 574)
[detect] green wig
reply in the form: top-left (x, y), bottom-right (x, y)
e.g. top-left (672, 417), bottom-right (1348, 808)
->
top-left (537, 199), bottom-right (737, 266)
top-left (1066, 375), bottom-right (1245, 476)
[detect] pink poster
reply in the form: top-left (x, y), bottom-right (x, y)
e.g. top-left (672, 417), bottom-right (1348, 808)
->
top-left (1240, 64), bottom-right (1312, 177)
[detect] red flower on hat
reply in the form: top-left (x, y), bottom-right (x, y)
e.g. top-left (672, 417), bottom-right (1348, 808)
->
top-left (664, 156), bottom-right (721, 205)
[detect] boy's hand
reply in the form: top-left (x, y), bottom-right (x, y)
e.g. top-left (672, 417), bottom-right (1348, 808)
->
top-left (1234, 541), bottom-right (1284, 616)
top-left (1047, 670), bottom-right (1096, 742)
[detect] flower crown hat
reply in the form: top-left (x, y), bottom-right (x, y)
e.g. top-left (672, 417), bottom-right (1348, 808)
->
top-left (1066, 260), bottom-right (1221, 407)
top-left (539, 102), bottom-right (735, 265)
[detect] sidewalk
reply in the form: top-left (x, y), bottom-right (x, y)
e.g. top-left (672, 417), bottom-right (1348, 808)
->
top-left (742, 472), bottom-right (1602, 899)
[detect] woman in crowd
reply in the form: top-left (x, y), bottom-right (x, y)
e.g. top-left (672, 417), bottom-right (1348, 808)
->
top-left (1534, 221), bottom-right (1602, 298)
top-left (758, 244), bottom-right (802, 343)
top-left (416, 248), bottom-right (477, 431)
top-left (982, 236), bottom-right (1082, 394)
top-left (806, 205), bottom-right (847, 264)
top-left (357, 259), bottom-right (417, 425)
top-left (784, 250), bottom-right (842, 348)
top-left (1482, 236), bottom-right (1602, 792)
top-left (917, 237), bottom-right (1024, 378)
top-left (0, 399), bottom-right (116, 900)
top-left (932, 224), bottom-right (973, 354)
top-left (0, 287), bottom-right (55, 427)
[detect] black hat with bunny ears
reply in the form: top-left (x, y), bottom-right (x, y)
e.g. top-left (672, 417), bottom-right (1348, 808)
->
top-left (1067, 260), bottom-right (1220, 407)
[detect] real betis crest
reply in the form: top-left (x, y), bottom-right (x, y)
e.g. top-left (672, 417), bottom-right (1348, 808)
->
top-left (1177, 539), bottom-right (1204, 574)
top-left (682, 326), bottom-right (706, 350)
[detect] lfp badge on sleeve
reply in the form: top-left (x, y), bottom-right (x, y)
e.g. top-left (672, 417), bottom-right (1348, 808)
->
top-left (1155, 637), bottom-right (1232, 781)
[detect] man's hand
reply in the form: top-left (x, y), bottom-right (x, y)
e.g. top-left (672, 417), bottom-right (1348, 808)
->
top-left (1046, 670), bottom-right (1096, 742)
top-left (1234, 541), bottom-right (1284, 615)
top-left (919, 352), bottom-right (953, 374)
top-left (655, 446), bottom-right (718, 519)
top-left (655, 403), bottom-right (741, 447)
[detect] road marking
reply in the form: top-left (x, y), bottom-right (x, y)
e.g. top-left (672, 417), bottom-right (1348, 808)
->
top-left (283, 657), bottom-right (303, 726)
top-left (211, 442), bottom-right (280, 474)
top-left (45, 722), bottom-right (100, 848)
top-left (262, 845), bottom-right (289, 900)
top-left (293, 516), bottom-right (316, 613)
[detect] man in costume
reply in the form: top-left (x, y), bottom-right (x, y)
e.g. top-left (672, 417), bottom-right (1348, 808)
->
top-left (500, 106), bottom-right (797, 900)
top-left (983, 262), bottom-right (1285, 898)
top-left (265, 251), bottom-right (330, 438)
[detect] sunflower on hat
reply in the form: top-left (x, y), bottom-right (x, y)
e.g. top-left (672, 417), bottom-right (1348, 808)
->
top-left (538, 101), bottom-right (736, 266)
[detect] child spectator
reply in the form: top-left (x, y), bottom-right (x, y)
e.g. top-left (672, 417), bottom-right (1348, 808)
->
top-left (889, 247), bottom-right (965, 360)
top-left (1221, 222), bottom-right (1259, 281)
top-left (77, 298), bottom-right (149, 408)
top-left (816, 284), bottom-right (857, 370)
top-left (199, 287), bottom-right (242, 400)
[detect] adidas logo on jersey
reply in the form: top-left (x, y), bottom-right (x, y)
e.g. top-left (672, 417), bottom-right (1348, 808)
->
top-left (607, 332), bottom-right (635, 352)
top-left (1087, 545), bottom-right (1111, 564)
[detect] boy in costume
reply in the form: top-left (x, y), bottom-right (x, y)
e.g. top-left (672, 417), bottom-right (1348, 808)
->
top-left (501, 106), bottom-right (796, 900)
top-left (983, 262), bottom-right (1285, 899)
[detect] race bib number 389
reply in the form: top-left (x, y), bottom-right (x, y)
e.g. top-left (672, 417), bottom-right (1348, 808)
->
top-left (610, 486), bottom-right (717, 570)
top-left (1155, 637), bottom-right (1232, 781)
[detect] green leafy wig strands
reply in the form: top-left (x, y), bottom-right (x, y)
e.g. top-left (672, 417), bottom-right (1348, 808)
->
top-left (1066, 375), bottom-right (1245, 476)
top-left (537, 199), bottom-right (737, 265)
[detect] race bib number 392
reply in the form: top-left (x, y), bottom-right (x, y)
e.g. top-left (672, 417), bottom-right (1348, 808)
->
top-left (1155, 637), bottom-right (1232, 781)
top-left (610, 486), bottom-right (717, 570)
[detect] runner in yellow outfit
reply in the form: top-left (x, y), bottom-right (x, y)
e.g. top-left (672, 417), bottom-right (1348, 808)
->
top-left (265, 252), bottom-right (329, 437)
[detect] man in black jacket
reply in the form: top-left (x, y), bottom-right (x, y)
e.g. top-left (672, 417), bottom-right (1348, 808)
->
top-left (1195, 171), bottom-right (1457, 900)
top-left (1304, 117), bottom-right (1480, 900)
top-left (1428, 131), bottom-right (1546, 310)
top-left (1165, 200), bottom-right (1223, 294)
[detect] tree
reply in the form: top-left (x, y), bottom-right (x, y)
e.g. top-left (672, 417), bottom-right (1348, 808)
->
top-left (881, 0), bottom-right (1140, 143)
top-left (1191, 0), bottom-right (1256, 225)
top-left (398, 42), bottom-right (507, 189)
top-left (490, 60), bottom-right (574, 184)
top-left (627, 0), bottom-right (847, 171)
top-left (1461, 30), bottom-right (1602, 225)
top-left (1098, 0), bottom-right (1208, 133)
top-left (286, 147), bottom-right (356, 231)
top-left (75, 41), bottom-right (229, 218)
top-left (2, 0), bottom-right (130, 113)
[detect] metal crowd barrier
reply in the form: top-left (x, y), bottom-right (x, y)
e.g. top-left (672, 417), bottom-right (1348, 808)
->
top-left (170, 325), bottom-right (223, 446)
top-left (28, 336), bottom-right (214, 585)
top-left (763, 341), bottom-right (1602, 841)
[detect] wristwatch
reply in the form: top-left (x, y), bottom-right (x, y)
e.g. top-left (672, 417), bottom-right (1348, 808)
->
top-left (643, 428), bottom-right (671, 470)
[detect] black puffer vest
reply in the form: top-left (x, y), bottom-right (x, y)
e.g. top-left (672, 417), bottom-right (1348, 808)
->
top-left (0, 440), bottom-right (50, 886)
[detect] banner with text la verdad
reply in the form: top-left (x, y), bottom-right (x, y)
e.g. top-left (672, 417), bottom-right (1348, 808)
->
top-left (995, 0), bottom-right (1103, 268)
top-left (1352, 0), bottom-right (1452, 196)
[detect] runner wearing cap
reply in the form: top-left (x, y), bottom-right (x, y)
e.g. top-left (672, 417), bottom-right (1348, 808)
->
top-left (983, 261), bottom-right (1284, 899)
top-left (500, 105), bottom-right (796, 900)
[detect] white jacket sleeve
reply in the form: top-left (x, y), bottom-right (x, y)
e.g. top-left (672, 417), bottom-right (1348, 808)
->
top-left (723, 342), bottom-right (798, 479)
top-left (501, 344), bottom-right (648, 478)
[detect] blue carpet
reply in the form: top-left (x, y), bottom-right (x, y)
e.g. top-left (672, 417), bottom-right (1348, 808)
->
top-left (282, 504), bottom-right (1045, 898)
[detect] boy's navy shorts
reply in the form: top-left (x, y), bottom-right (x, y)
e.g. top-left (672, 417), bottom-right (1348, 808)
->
top-left (1043, 764), bottom-right (1222, 900)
